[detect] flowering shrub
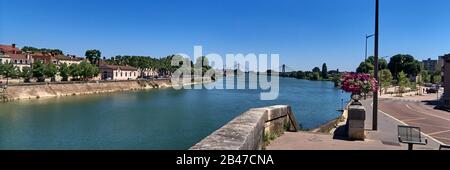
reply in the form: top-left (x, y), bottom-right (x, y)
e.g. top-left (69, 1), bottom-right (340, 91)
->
top-left (341, 73), bottom-right (378, 94)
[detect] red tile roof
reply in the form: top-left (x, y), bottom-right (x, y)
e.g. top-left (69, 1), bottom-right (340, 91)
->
top-left (0, 44), bottom-right (21, 54)
top-left (8, 54), bottom-right (28, 60)
top-left (100, 64), bottom-right (138, 71)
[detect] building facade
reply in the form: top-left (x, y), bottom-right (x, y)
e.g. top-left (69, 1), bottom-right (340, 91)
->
top-left (99, 64), bottom-right (139, 80)
top-left (0, 44), bottom-right (32, 71)
top-left (8, 53), bottom-right (32, 71)
top-left (442, 55), bottom-right (450, 109)
top-left (422, 58), bottom-right (439, 73)
top-left (55, 54), bottom-right (84, 65)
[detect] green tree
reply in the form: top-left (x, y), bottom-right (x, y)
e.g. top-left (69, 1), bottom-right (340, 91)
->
top-left (356, 61), bottom-right (374, 73)
top-left (332, 73), bottom-right (342, 87)
top-left (295, 71), bottom-right (305, 79)
top-left (397, 71), bottom-right (409, 96)
top-left (312, 67), bottom-right (320, 73)
top-left (85, 49), bottom-right (102, 65)
top-left (44, 63), bottom-right (58, 82)
top-left (388, 54), bottom-right (421, 79)
top-left (69, 64), bottom-right (81, 80)
top-left (0, 62), bottom-right (18, 84)
top-left (310, 72), bottom-right (321, 81)
top-left (79, 61), bottom-right (100, 80)
top-left (21, 46), bottom-right (63, 55)
top-left (432, 74), bottom-right (442, 84)
top-left (19, 67), bottom-right (33, 83)
top-left (321, 63), bottom-right (328, 79)
top-left (59, 63), bottom-right (70, 81)
top-left (194, 56), bottom-right (208, 68)
top-left (366, 56), bottom-right (388, 70)
top-left (379, 69), bottom-right (393, 94)
top-left (32, 61), bottom-right (46, 82)
top-left (419, 70), bottom-right (430, 84)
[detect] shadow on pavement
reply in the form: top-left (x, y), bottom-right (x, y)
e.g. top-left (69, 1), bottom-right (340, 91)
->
top-left (422, 100), bottom-right (449, 111)
top-left (333, 124), bottom-right (349, 140)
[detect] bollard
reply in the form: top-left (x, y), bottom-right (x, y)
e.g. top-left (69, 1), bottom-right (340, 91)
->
top-left (347, 105), bottom-right (366, 140)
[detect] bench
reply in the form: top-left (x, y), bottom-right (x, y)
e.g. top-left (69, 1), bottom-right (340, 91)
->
top-left (440, 145), bottom-right (450, 150)
top-left (398, 125), bottom-right (427, 150)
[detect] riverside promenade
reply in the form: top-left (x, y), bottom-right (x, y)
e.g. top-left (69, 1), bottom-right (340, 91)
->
top-left (268, 98), bottom-right (443, 150)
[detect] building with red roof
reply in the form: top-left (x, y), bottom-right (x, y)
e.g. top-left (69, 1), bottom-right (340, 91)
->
top-left (99, 63), bottom-right (139, 80)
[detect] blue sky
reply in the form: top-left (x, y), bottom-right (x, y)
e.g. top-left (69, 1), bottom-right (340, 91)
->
top-left (1, 0), bottom-right (449, 71)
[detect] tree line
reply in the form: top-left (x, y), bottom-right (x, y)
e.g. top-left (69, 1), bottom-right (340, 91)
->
top-left (105, 55), bottom-right (212, 77)
top-left (356, 54), bottom-right (443, 95)
top-left (280, 63), bottom-right (341, 85)
top-left (0, 61), bottom-right (99, 83)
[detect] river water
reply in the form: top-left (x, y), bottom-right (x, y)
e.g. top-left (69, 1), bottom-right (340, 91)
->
top-left (0, 76), bottom-right (349, 149)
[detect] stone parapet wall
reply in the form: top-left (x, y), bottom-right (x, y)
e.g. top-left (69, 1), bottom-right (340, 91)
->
top-left (190, 105), bottom-right (299, 150)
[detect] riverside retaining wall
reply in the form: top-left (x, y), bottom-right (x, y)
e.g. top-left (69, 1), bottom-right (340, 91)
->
top-left (1, 80), bottom-right (173, 101)
top-left (190, 105), bottom-right (300, 150)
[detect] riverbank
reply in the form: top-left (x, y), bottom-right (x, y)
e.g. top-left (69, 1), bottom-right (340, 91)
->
top-left (311, 101), bottom-right (351, 133)
top-left (1, 78), bottom-right (211, 102)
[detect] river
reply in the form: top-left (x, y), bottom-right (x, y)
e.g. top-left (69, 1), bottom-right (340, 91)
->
top-left (0, 76), bottom-right (349, 149)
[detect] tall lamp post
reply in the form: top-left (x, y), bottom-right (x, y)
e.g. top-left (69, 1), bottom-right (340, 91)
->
top-left (372, 0), bottom-right (380, 131)
top-left (365, 34), bottom-right (374, 61)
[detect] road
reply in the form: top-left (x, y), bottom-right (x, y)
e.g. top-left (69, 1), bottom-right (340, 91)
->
top-left (379, 99), bottom-right (450, 145)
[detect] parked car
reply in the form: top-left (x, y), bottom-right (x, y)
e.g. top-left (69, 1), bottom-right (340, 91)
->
top-left (424, 83), bottom-right (433, 87)
top-left (427, 86), bottom-right (438, 93)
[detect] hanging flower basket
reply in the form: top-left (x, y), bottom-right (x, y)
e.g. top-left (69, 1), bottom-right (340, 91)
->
top-left (341, 73), bottom-right (378, 105)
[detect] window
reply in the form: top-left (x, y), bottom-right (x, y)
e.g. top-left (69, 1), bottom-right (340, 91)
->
top-left (25, 60), bottom-right (28, 64)
top-left (134, 72), bottom-right (136, 76)
top-left (115, 72), bottom-right (118, 77)
top-left (121, 72), bottom-right (123, 77)
top-left (20, 60), bottom-right (23, 64)
top-left (125, 72), bottom-right (128, 77)
top-left (14, 60), bottom-right (17, 64)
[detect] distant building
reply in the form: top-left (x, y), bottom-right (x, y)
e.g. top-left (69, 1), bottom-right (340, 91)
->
top-left (421, 58), bottom-right (439, 73)
top-left (30, 52), bottom-right (58, 64)
top-left (0, 44), bottom-right (21, 54)
top-left (1, 43), bottom-right (90, 73)
top-left (0, 53), bottom-right (11, 64)
top-left (99, 64), bottom-right (139, 80)
top-left (6, 53), bottom-right (32, 71)
top-left (0, 44), bottom-right (19, 64)
top-left (139, 68), bottom-right (158, 78)
top-left (441, 55), bottom-right (450, 109)
top-left (438, 56), bottom-right (445, 72)
top-left (0, 44), bottom-right (32, 71)
top-left (55, 54), bottom-right (84, 65)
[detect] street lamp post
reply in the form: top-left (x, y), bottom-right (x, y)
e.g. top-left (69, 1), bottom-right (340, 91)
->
top-left (373, 0), bottom-right (380, 131)
top-left (365, 34), bottom-right (374, 61)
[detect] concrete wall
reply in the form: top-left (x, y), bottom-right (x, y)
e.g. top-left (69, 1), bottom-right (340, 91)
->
top-left (190, 105), bottom-right (299, 150)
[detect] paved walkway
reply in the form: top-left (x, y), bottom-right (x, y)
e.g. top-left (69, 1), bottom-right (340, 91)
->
top-left (267, 99), bottom-right (442, 150)
top-left (267, 131), bottom-right (403, 150)
top-left (378, 98), bottom-right (450, 145)
top-left (379, 92), bottom-right (442, 102)
top-left (363, 99), bottom-right (440, 149)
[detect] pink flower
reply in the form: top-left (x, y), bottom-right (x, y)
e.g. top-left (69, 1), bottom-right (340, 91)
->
top-left (340, 73), bottom-right (378, 94)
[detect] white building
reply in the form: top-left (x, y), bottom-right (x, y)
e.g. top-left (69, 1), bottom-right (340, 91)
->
top-left (99, 64), bottom-right (139, 80)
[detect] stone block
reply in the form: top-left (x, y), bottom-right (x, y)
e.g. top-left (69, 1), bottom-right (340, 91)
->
top-left (347, 105), bottom-right (366, 140)
top-left (348, 120), bottom-right (364, 128)
top-left (348, 105), bottom-right (365, 120)
top-left (348, 128), bottom-right (365, 140)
